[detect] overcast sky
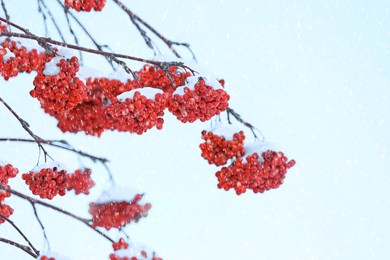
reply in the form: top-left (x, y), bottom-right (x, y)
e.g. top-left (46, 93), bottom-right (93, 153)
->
top-left (1, 0), bottom-right (389, 259)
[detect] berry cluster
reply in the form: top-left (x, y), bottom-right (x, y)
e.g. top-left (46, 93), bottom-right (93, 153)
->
top-left (65, 168), bottom-right (95, 195)
top-left (89, 194), bottom-right (151, 230)
top-left (40, 256), bottom-right (55, 260)
top-left (216, 150), bottom-right (296, 195)
top-left (64, 0), bottom-right (106, 12)
top-left (0, 163), bottom-right (19, 185)
top-left (0, 38), bottom-right (49, 80)
top-left (110, 238), bottom-right (162, 260)
top-left (200, 130), bottom-right (245, 166)
top-left (0, 204), bottom-right (14, 224)
top-left (168, 78), bottom-right (230, 123)
top-left (106, 90), bottom-right (170, 135)
top-left (0, 163), bottom-right (18, 224)
top-left (22, 167), bottom-right (67, 199)
top-left (128, 65), bottom-right (191, 93)
top-left (31, 56), bottom-right (88, 115)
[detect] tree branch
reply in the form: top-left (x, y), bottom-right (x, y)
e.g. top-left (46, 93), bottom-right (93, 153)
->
top-left (0, 138), bottom-right (109, 164)
top-left (0, 184), bottom-right (115, 243)
top-left (226, 107), bottom-right (265, 140)
top-left (0, 237), bottom-right (38, 258)
top-left (0, 96), bottom-right (52, 162)
top-left (0, 30), bottom-right (160, 66)
top-left (0, 214), bottom-right (40, 256)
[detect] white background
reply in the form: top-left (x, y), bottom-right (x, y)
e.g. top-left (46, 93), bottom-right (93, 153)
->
top-left (0, 0), bottom-right (389, 259)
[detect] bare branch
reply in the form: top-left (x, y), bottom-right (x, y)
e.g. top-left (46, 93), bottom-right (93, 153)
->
top-left (0, 96), bottom-right (52, 162)
top-left (0, 237), bottom-right (38, 258)
top-left (30, 202), bottom-right (50, 250)
top-left (0, 184), bottom-right (115, 243)
top-left (113, 0), bottom-right (196, 60)
top-left (0, 30), bottom-right (160, 66)
top-left (0, 138), bottom-right (109, 164)
top-left (0, 214), bottom-right (40, 256)
top-left (226, 107), bottom-right (265, 141)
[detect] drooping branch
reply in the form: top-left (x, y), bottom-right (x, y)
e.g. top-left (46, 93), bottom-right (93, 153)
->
top-left (0, 0), bottom-right (10, 22)
top-left (54, 0), bottom-right (115, 69)
top-left (113, 0), bottom-right (196, 60)
top-left (0, 96), bottom-right (52, 163)
top-left (0, 17), bottom-right (54, 53)
top-left (0, 237), bottom-right (38, 258)
top-left (37, 0), bottom-right (67, 42)
top-left (0, 138), bottom-right (109, 164)
top-left (0, 214), bottom-right (40, 256)
top-left (0, 184), bottom-right (115, 243)
top-left (226, 107), bottom-right (265, 140)
top-left (30, 202), bottom-right (49, 249)
top-left (0, 30), bottom-right (160, 66)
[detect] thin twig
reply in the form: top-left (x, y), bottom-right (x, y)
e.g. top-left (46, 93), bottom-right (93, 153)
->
top-left (113, 0), bottom-right (196, 60)
top-left (55, 0), bottom-right (115, 70)
top-left (0, 30), bottom-right (161, 65)
top-left (0, 184), bottom-right (115, 243)
top-left (0, 237), bottom-right (38, 258)
top-left (0, 138), bottom-right (109, 164)
top-left (0, 17), bottom-right (54, 54)
top-left (38, 0), bottom-right (67, 42)
top-left (0, 214), bottom-right (40, 256)
top-left (0, 0), bottom-right (10, 22)
top-left (0, 96), bottom-right (52, 162)
top-left (37, 0), bottom-right (49, 37)
top-left (30, 202), bottom-right (50, 250)
top-left (226, 107), bottom-right (265, 140)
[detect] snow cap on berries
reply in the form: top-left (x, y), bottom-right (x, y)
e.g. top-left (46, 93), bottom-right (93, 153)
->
top-left (117, 87), bottom-right (164, 102)
top-left (208, 123), bottom-right (243, 141)
top-left (243, 140), bottom-right (280, 161)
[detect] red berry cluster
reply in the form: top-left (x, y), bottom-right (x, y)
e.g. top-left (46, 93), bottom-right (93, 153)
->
top-left (128, 65), bottom-right (191, 93)
top-left (0, 39), bottom-right (49, 80)
top-left (0, 21), bottom-right (7, 32)
top-left (110, 253), bottom-right (162, 260)
top-left (0, 163), bottom-right (18, 185)
top-left (110, 238), bottom-right (163, 260)
top-left (22, 167), bottom-right (67, 199)
top-left (89, 194), bottom-right (151, 230)
top-left (31, 56), bottom-right (88, 115)
top-left (200, 130), bottom-right (245, 166)
top-left (0, 163), bottom-right (18, 224)
top-left (216, 150), bottom-right (296, 195)
top-left (65, 168), bottom-right (95, 195)
top-left (106, 91), bottom-right (169, 134)
top-left (0, 204), bottom-right (14, 224)
top-left (64, 0), bottom-right (106, 12)
top-left (112, 238), bottom-right (129, 251)
top-left (168, 78), bottom-right (230, 123)
top-left (40, 256), bottom-right (55, 260)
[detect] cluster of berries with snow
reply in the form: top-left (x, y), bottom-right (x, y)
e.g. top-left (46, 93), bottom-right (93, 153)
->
top-left (22, 166), bottom-right (68, 199)
top-left (110, 238), bottom-right (162, 260)
top-left (0, 163), bottom-right (18, 224)
top-left (21, 163), bottom-right (95, 199)
top-left (216, 150), bottom-right (296, 195)
top-left (106, 89), bottom-right (170, 134)
top-left (200, 124), bottom-right (296, 195)
top-left (168, 76), bottom-right (230, 123)
top-left (31, 56), bottom-right (88, 115)
top-left (64, 0), bottom-right (106, 12)
top-left (1, 24), bottom-right (50, 80)
top-left (200, 129), bottom-right (245, 166)
top-left (1, 25), bottom-right (231, 136)
top-left (89, 192), bottom-right (151, 230)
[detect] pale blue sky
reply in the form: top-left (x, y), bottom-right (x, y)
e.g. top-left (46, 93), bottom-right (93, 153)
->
top-left (1, 0), bottom-right (389, 259)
